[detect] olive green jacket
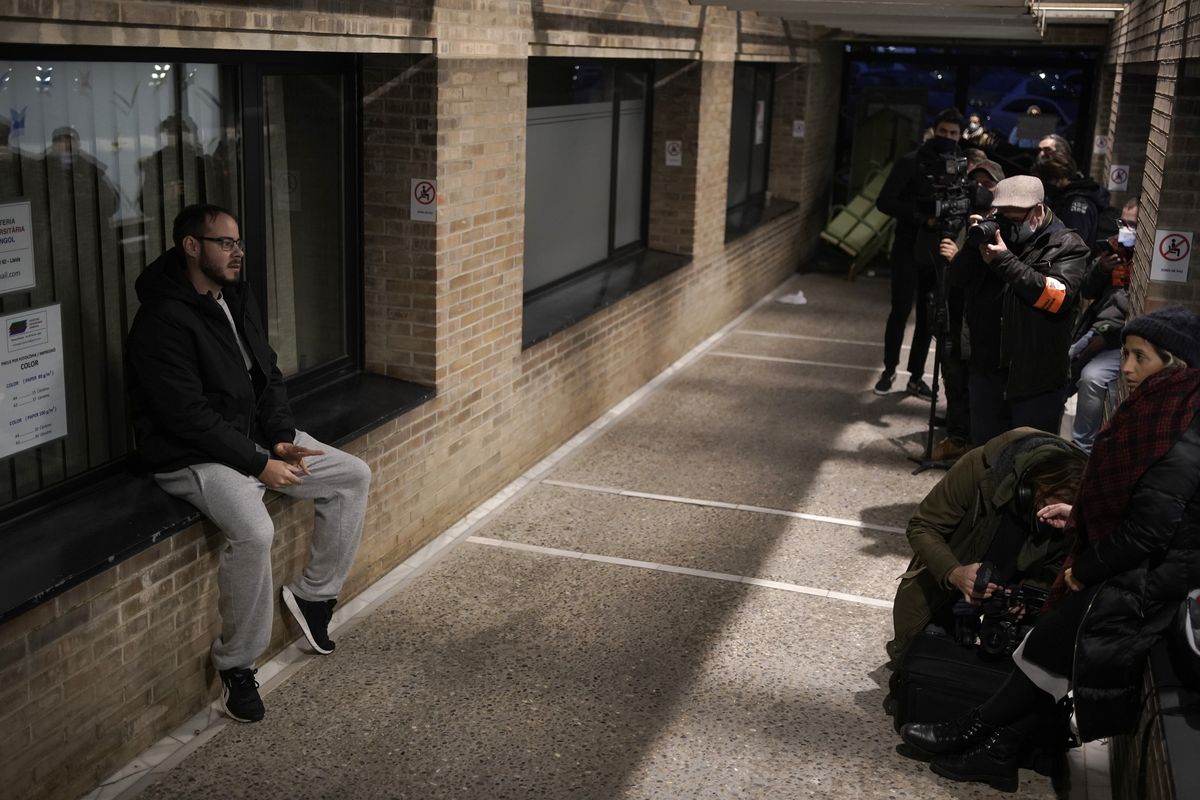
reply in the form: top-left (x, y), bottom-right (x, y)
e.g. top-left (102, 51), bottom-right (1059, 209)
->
top-left (887, 428), bottom-right (1075, 663)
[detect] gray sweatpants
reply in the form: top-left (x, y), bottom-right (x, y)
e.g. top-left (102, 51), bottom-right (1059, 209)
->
top-left (155, 431), bottom-right (372, 671)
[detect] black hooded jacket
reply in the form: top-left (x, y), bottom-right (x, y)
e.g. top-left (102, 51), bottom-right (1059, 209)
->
top-left (1047, 176), bottom-right (1109, 250)
top-left (126, 247), bottom-right (295, 477)
top-left (951, 212), bottom-right (1091, 399)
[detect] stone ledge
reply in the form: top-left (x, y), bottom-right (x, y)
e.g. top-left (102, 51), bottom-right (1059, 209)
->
top-left (0, 372), bottom-right (434, 624)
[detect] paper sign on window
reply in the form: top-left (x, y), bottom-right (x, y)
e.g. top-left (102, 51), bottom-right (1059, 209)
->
top-left (0, 200), bottom-right (36, 296)
top-left (0, 304), bottom-right (67, 458)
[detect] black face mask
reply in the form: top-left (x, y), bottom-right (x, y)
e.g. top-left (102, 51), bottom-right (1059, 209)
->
top-left (995, 208), bottom-right (1035, 251)
top-left (926, 135), bottom-right (958, 155)
top-left (972, 185), bottom-right (994, 212)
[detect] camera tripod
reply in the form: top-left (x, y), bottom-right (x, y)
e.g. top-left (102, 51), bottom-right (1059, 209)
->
top-left (908, 251), bottom-right (955, 476)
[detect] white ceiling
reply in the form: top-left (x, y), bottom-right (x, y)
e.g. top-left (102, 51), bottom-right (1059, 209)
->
top-left (689, 1), bottom-right (1127, 43)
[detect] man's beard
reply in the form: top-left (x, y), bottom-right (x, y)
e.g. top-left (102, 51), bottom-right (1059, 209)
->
top-left (199, 250), bottom-right (239, 288)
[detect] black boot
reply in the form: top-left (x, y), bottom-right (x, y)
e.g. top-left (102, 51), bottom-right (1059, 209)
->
top-left (900, 709), bottom-right (995, 757)
top-left (930, 726), bottom-right (1023, 793)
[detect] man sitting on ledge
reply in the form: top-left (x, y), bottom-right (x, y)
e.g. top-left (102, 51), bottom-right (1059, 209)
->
top-left (126, 204), bottom-right (372, 723)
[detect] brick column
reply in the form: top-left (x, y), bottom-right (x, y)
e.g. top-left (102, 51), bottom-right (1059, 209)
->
top-left (647, 60), bottom-right (702, 256)
top-left (1106, 69), bottom-right (1156, 208)
top-left (768, 63), bottom-right (807, 203)
top-left (692, 59), bottom-right (733, 259)
top-left (362, 54), bottom-right (439, 385)
top-left (1136, 73), bottom-right (1200, 313)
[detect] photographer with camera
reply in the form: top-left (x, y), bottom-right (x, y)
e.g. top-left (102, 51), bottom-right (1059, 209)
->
top-left (899, 306), bottom-right (1200, 792)
top-left (951, 176), bottom-right (1091, 446)
top-left (1069, 197), bottom-right (1138, 452)
top-left (886, 429), bottom-right (1086, 666)
top-left (874, 108), bottom-right (966, 400)
top-left (931, 159), bottom-right (1005, 463)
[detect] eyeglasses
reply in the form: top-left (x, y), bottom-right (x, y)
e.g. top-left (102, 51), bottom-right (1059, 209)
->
top-left (195, 235), bottom-right (244, 252)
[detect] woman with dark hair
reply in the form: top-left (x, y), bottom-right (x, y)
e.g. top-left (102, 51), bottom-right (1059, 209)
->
top-left (899, 305), bottom-right (1200, 792)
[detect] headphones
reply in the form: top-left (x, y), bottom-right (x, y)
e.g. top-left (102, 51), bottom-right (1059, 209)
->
top-left (1012, 478), bottom-right (1038, 532)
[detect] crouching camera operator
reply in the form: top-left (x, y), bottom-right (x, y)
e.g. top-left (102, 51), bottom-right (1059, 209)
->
top-left (886, 428), bottom-right (1087, 669)
top-left (950, 176), bottom-right (1091, 445)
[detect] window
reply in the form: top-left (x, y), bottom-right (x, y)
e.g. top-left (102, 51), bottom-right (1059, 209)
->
top-left (524, 58), bottom-right (651, 295)
top-left (0, 48), bottom-right (359, 518)
top-left (727, 63), bottom-right (775, 217)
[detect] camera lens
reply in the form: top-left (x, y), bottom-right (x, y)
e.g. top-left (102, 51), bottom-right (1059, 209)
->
top-left (967, 219), bottom-right (999, 248)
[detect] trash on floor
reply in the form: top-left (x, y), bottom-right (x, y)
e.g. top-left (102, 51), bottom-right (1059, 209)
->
top-left (777, 290), bottom-right (807, 305)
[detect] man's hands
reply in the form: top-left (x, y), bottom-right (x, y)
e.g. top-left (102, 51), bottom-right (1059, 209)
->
top-left (259, 458), bottom-right (304, 489)
top-left (981, 225), bottom-right (1008, 264)
top-left (948, 562), bottom-right (997, 604)
top-left (258, 442), bottom-right (326, 489)
top-left (1096, 250), bottom-right (1124, 272)
top-left (938, 238), bottom-right (959, 261)
top-left (273, 442), bottom-right (324, 473)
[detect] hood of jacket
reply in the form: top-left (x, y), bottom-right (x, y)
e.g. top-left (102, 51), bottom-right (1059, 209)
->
top-left (135, 247), bottom-right (203, 307)
top-left (1053, 176), bottom-right (1110, 211)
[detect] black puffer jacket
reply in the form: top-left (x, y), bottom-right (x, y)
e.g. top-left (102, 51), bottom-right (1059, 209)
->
top-left (1070, 411), bottom-right (1200, 741)
top-left (953, 213), bottom-right (1091, 399)
top-left (126, 247), bottom-right (295, 477)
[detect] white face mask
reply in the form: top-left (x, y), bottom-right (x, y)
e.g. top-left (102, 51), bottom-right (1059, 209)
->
top-left (968, 121), bottom-right (980, 132)
top-left (1117, 228), bottom-right (1137, 247)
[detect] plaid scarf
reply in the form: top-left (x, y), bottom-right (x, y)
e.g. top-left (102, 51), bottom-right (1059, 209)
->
top-left (1048, 367), bottom-right (1200, 604)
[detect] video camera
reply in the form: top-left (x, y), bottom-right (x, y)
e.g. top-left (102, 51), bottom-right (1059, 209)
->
top-left (921, 151), bottom-right (972, 240)
top-left (952, 561), bottom-right (1049, 659)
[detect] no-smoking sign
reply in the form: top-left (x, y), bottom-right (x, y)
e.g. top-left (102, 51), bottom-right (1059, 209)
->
top-left (1150, 229), bottom-right (1193, 283)
top-left (665, 140), bottom-right (682, 167)
top-left (410, 178), bottom-right (437, 222)
top-left (1107, 164), bottom-right (1129, 191)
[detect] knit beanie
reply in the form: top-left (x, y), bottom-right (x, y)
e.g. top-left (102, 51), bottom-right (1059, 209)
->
top-left (1123, 305), bottom-right (1200, 367)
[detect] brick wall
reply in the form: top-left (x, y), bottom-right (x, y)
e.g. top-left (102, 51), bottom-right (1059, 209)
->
top-left (648, 60), bottom-right (704, 256)
top-left (0, 2), bottom-right (835, 799)
top-left (1093, 0), bottom-right (1200, 318)
top-left (1140, 76), bottom-right (1200, 311)
top-left (363, 54), bottom-right (440, 385)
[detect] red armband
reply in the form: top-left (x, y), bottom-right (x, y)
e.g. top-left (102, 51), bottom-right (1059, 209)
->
top-left (1034, 277), bottom-right (1067, 313)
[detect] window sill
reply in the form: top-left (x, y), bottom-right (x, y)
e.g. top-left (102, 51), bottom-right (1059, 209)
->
top-left (522, 247), bottom-right (692, 348)
top-left (0, 373), bottom-right (434, 624)
top-left (724, 197), bottom-right (800, 243)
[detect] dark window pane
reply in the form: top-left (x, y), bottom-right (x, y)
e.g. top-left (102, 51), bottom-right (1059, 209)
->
top-left (524, 58), bottom-right (649, 293)
top-left (0, 58), bottom-right (238, 510)
top-left (726, 64), bottom-right (756, 209)
top-left (262, 72), bottom-right (346, 375)
top-left (528, 58), bottom-right (614, 108)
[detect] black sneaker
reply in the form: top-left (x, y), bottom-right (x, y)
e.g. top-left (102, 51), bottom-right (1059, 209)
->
top-left (873, 370), bottom-right (896, 395)
top-left (282, 585), bottom-right (337, 654)
top-left (219, 667), bottom-right (264, 723)
top-left (906, 378), bottom-right (934, 400)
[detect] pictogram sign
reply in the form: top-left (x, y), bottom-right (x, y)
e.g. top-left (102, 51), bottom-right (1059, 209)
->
top-left (1150, 230), bottom-right (1193, 283)
top-left (411, 179), bottom-right (437, 222)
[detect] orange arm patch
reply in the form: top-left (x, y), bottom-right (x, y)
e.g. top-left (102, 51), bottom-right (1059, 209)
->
top-left (1034, 276), bottom-right (1067, 313)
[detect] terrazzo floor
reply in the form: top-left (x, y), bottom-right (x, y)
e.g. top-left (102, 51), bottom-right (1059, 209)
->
top-left (84, 272), bottom-right (1108, 800)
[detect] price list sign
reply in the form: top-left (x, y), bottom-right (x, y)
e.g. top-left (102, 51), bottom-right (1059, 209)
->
top-left (0, 304), bottom-right (67, 458)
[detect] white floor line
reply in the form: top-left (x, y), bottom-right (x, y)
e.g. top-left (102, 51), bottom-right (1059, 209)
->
top-left (734, 329), bottom-right (908, 350)
top-left (707, 350), bottom-right (935, 382)
top-left (540, 479), bottom-right (907, 535)
top-left (94, 274), bottom-right (803, 800)
top-left (467, 535), bottom-right (894, 609)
